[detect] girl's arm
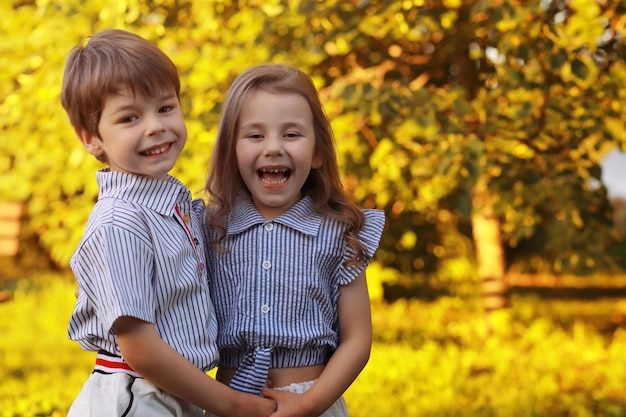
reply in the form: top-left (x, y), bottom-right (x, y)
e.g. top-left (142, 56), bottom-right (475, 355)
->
top-left (115, 317), bottom-right (276, 417)
top-left (263, 271), bottom-right (372, 417)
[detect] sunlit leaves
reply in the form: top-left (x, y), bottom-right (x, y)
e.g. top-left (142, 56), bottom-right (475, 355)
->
top-left (3, 0), bottom-right (626, 278)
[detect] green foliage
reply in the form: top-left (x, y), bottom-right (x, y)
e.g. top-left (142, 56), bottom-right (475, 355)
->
top-left (2, 273), bottom-right (626, 416)
top-left (312, 0), bottom-right (626, 275)
top-left (2, 0), bottom-right (626, 283)
top-left (0, 275), bottom-right (93, 416)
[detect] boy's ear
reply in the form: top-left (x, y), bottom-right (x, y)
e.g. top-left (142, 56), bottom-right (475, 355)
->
top-left (74, 127), bottom-right (105, 159)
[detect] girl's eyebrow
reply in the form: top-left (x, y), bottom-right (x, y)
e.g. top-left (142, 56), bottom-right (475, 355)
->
top-left (239, 120), bottom-right (308, 130)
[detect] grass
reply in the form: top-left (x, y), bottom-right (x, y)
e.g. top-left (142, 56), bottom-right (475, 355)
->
top-left (1, 271), bottom-right (626, 417)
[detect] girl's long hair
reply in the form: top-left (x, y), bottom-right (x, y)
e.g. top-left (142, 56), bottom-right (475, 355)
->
top-left (205, 64), bottom-right (367, 265)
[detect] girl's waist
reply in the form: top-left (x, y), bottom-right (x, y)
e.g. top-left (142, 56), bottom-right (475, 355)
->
top-left (218, 345), bottom-right (333, 369)
top-left (216, 364), bottom-right (325, 389)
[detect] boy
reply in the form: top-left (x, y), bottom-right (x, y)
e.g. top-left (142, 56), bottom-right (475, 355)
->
top-left (61, 29), bottom-right (275, 417)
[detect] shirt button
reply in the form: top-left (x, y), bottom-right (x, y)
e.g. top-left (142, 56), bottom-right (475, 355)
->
top-left (262, 260), bottom-right (271, 270)
top-left (264, 223), bottom-right (274, 231)
top-left (261, 304), bottom-right (271, 314)
top-left (183, 214), bottom-right (190, 224)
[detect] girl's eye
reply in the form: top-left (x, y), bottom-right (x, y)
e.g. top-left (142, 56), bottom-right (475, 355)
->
top-left (159, 105), bottom-right (173, 113)
top-left (285, 132), bottom-right (300, 138)
top-left (249, 133), bottom-right (263, 139)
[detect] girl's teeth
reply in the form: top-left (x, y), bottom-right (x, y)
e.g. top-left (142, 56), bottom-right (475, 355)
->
top-left (258, 168), bottom-right (289, 185)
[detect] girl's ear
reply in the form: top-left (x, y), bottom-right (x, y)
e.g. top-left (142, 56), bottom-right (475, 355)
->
top-left (74, 127), bottom-right (105, 160)
top-left (311, 154), bottom-right (323, 169)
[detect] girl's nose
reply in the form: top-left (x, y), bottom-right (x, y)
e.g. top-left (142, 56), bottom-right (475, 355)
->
top-left (264, 135), bottom-right (283, 156)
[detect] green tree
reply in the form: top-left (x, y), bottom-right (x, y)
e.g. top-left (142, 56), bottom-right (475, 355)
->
top-left (285, 0), bottom-right (626, 302)
top-left (2, 0), bottom-right (626, 302)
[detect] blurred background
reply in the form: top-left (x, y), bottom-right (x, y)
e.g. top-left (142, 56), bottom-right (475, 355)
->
top-left (1, 0), bottom-right (626, 416)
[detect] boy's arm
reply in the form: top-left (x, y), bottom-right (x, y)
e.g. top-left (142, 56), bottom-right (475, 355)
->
top-left (262, 271), bottom-right (372, 417)
top-left (115, 317), bottom-right (276, 417)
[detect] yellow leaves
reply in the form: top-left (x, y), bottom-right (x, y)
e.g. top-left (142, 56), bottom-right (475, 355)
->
top-left (565, 0), bottom-right (602, 40)
top-left (495, 16), bottom-right (518, 32)
top-left (488, 165), bottom-right (502, 177)
top-left (261, 2), bottom-right (285, 17)
top-left (400, 230), bottom-right (418, 249)
top-left (370, 139), bottom-right (402, 207)
top-left (613, 13), bottom-right (626, 38)
top-left (370, 137), bottom-right (409, 182)
top-left (442, 0), bottom-right (462, 8)
top-left (171, 45), bottom-right (199, 70)
top-left (324, 36), bottom-right (350, 56)
top-left (392, 10), bottom-right (411, 34)
top-left (97, 1), bottom-right (128, 23)
top-left (409, 72), bottom-right (430, 90)
top-left (0, 276), bottom-right (95, 415)
top-left (512, 142), bottom-right (535, 159)
top-left (15, 72), bottom-right (36, 89)
top-left (387, 44), bottom-right (402, 58)
top-left (571, 209), bottom-right (584, 229)
top-left (369, 137), bottom-right (393, 167)
top-left (440, 11), bottom-right (458, 29)
top-left (605, 117), bottom-right (626, 142)
top-left (404, 0), bottom-right (424, 7)
top-left (4, 277), bottom-right (626, 416)
top-left (365, 262), bottom-right (398, 302)
top-left (67, 148), bottom-right (85, 168)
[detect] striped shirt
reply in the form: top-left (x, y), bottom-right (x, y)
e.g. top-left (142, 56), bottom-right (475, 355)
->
top-left (68, 170), bottom-right (219, 372)
top-left (206, 193), bottom-right (385, 394)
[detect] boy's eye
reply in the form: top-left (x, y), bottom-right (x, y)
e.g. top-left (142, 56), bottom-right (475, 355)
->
top-left (120, 115), bottom-right (138, 123)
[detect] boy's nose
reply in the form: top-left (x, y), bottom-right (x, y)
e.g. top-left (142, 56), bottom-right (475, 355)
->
top-left (146, 116), bottom-right (166, 136)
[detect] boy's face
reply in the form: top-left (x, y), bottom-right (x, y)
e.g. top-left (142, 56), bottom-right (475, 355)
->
top-left (77, 86), bottom-right (186, 180)
top-left (235, 89), bottom-right (321, 220)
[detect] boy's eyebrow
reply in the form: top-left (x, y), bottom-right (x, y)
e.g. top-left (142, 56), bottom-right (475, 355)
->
top-left (157, 91), bottom-right (178, 99)
top-left (109, 103), bottom-right (135, 111)
top-left (106, 91), bottom-right (178, 111)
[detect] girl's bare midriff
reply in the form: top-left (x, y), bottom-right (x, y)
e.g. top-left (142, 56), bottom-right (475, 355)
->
top-left (216, 364), bottom-right (326, 389)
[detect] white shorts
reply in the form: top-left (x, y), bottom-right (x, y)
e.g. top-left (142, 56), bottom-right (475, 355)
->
top-left (67, 372), bottom-right (202, 417)
top-left (274, 380), bottom-right (348, 417)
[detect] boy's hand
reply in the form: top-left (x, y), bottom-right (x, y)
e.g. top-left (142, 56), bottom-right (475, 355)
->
top-left (234, 394), bottom-right (276, 417)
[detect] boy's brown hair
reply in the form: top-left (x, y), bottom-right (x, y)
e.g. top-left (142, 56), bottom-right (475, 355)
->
top-left (60, 29), bottom-right (180, 139)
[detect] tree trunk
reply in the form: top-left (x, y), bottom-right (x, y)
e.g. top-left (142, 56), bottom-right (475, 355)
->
top-left (471, 175), bottom-right (508, 313)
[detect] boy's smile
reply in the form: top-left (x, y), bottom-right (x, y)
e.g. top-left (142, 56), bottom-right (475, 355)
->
top-left (77, 86), bottom-right (187, 180)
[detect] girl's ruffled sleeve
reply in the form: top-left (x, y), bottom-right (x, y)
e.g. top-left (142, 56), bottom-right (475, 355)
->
top-left (337, 209), bottom-right (386, 286)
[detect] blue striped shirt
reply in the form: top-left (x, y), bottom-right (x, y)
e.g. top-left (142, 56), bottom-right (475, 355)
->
top-left (68, 170), bottom-right (219, 372)
top-left (206, 193), bottom-right (385, 393)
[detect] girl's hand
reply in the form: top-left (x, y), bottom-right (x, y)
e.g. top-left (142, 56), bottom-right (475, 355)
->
top-left (262, 389), bottom-right (317, 417)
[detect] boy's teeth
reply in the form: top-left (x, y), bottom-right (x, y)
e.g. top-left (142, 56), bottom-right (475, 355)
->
top-left (145, 144), bottom-right (169, 155)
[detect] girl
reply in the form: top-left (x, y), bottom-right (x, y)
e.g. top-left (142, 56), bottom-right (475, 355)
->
top-left (204, 64), bottom-right (385, 417)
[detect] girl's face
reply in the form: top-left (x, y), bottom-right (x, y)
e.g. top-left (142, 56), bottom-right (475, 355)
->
top-left (76, 86), bottom-right (186, 180)
top-left (235, 89), bottom-right (322, 219)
